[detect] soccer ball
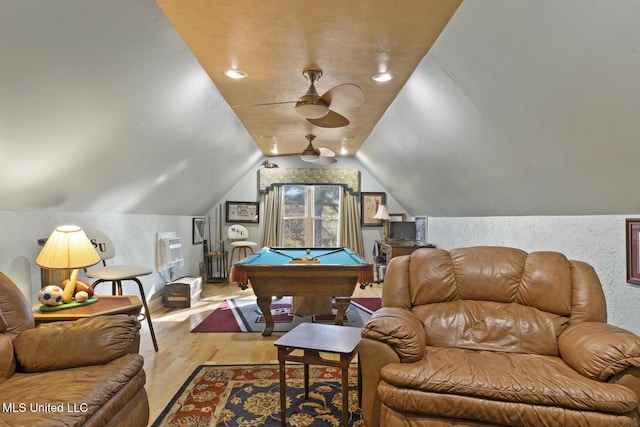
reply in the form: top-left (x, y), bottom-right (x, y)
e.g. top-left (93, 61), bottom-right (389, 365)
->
top-left (38, 285), bottom-right (64, 306)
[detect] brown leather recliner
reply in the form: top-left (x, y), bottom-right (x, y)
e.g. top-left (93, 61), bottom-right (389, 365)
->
top-left (0, 272), bottom-right (149, 426)
top-left (360, 246), bottom-right (640, 427)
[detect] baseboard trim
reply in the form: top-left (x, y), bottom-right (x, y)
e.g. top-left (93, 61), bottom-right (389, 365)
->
top-left (148, 292), bottom-right (164, 313)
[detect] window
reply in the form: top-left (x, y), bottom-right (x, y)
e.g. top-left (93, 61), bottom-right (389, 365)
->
top-left (282, 185), bottom-right (341, 247)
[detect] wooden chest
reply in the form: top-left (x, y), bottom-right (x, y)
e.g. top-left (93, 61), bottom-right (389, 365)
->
top-left (164, 276), bottom-right (202, 308)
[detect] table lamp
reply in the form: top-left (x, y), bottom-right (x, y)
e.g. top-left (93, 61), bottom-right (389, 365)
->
top-left (373, 204), bottom-right (391, 240)
top-left (36, 225), bottom-right (101, 303)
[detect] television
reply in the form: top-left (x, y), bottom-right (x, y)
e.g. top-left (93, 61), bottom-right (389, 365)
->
top-left (389, 222), bottom-right (416, 240)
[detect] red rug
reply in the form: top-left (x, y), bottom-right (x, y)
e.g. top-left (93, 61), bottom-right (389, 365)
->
top-left (191, 297), bottom-right (381, 333)
top-left (151, 364), bottom-right (364, 426)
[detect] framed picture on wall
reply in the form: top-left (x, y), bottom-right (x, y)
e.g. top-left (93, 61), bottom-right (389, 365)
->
top-left (361, 192), bottom-right (386, 227)
top-left (626, 218), bottom-right (640, 284)
top-left (192, 217), bottom-right (205, 245)
top-left (415, 216), bottom-right (428, 242)
top-left (389, 213), bottom-right (406, 222)
top-left (225, 201), bottom-right (260, 224)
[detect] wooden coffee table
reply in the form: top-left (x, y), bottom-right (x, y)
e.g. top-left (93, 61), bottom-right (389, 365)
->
top-left (274, 323), bottom-right (362, 427)
top-left (33, 295), bottom-right (142, 325)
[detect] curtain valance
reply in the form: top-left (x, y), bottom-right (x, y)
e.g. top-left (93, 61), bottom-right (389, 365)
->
top-left (258, 168), bottom-right (360, 195)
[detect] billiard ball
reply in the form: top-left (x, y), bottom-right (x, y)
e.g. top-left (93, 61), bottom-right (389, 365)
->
top-left (306, 248), bottom-right (311, 254)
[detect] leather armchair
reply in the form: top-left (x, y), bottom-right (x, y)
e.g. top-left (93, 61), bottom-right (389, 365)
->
top-left (0, 272), bottom-right (149, 426)
top-left (360, 247), bottom-right (640, 427)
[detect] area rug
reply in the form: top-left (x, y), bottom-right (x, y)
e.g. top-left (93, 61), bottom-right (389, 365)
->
top-left (191, 297), bottom-right (381, 333)
top-left (151, 364), bottom-right (364, 426)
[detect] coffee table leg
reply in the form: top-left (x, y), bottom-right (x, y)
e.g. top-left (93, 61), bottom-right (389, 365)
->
top-left (279, 358), bottom-right (286, 427)
top-left (304, 363), bottom-right (310, 399)
top-left (257, 296), bottom-right (274, 336)
top-left (342, 364), bottom-right (349, 427)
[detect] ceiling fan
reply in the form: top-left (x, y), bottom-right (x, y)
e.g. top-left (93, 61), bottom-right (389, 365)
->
top-left (300, 134), bottom-right (337, 164)
top-left (233, 68), bottom-right (364, 128)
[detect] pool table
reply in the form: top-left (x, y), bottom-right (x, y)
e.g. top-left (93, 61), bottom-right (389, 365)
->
top-left (231, 247), bottom-right (373, 336)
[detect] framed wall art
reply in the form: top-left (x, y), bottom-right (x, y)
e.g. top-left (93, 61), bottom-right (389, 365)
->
top-left (361, 192), bottom-right (386, 227)
top-left (415, 216), bottom-right (427, 241)
top-left (192, 217), bottom-right (205, 245)
top-left (225, 201), bottom-right (260, 224)
top-left (626, 218), bottom-right (640, 284)
top-left (389, 213), bottom-right (406, 222)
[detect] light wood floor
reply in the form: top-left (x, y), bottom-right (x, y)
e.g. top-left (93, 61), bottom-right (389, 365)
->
top-left (139, 280), bottom-right (383, 425)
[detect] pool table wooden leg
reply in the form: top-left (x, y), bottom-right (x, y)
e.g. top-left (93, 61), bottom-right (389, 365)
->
top-left (334, 297), bottom-right (351, 326)
top-left (257, 296), bottom-right (274, 336)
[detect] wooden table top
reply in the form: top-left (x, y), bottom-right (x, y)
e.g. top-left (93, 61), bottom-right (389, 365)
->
top-left (274, 323), bottom-right (362, 354)
top-left (33, 295), bottom-right (142, 323)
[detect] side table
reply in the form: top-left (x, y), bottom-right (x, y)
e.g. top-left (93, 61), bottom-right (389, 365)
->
top-left (33, 295), bottom-right (142, 325)
top-left (274, 323), bottom-right (362, 427)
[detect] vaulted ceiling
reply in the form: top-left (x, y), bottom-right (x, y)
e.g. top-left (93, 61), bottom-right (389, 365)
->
top-left (156, 0), bottom-right (461, 158)
top-left (2, 1), bottom-right (640, 217)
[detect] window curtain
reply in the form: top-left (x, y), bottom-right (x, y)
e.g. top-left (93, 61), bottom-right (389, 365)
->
top-left (260, 186), bottom-right (283, 247)
top-left (339, 189), bottom-right (365, 257)
top-left (258, 168), bottom-right (363, 252)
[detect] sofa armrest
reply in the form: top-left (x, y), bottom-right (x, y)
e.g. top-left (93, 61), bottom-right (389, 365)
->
top-left (558, 321), bottom-right (640, 381)
top-left (12, 314), bottom-right (141, 372)
top-left (361, 307), bottom-right (426, 363)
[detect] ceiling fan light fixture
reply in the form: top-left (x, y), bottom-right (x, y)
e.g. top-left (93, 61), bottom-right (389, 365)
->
top-left (300, 148), bottom-right (320, 162)
top-left (295, 95), bottom-right (329, 119)
top-left (300, 134), bottom-right (320, 161)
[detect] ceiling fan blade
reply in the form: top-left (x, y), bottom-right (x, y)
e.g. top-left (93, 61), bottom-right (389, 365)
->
top-left (307, 110), bottom-right (349, 128)
top-left (314, 156), bottom-right (338, 165)
top-left (232, 101), bottom-right (296, 108)
top-left (317, 146), bottom-right (336, 157)
top-left (321, 83), bottom-right (364, 110)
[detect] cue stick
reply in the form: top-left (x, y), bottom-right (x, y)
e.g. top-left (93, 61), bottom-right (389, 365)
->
top-left (315, 248), bottom-right (346, 258)
top-left (269, 247), bottom-right (295, 259)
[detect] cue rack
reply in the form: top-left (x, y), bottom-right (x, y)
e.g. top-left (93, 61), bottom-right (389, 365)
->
top-left (204, 203), bottom-right (228, 282)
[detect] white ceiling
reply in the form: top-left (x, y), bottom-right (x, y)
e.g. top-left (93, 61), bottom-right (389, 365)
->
top-left (2, 1), bottom-right (640, 217)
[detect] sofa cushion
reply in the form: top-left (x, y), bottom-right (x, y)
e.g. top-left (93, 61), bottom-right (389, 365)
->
top-left (0, 273), bottom-right (35, 339)
top-left (0, 334), bottom-right (15, 384)
top-left (409, 248), bottom-right (573, 316)
top-left (13, 315), bottom-right (140, 372)
top-left (377, 382), bottom-right (640, 427)
top-left (414, 300), bottom-right (567, 355)
top-left (0, 353), bottom-right (145, 426)
top-left (380, 346), bottom-right (638, 414)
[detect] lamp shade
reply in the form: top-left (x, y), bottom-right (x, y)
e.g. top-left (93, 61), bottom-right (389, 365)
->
top-left (36, 225), bottom-right (100, 269)
top-left (373, 204), bottom-right (390, 220)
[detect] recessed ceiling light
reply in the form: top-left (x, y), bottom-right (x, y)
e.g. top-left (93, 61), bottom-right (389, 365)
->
top-left (371, 72), bottom-right (393, 83)
top-left (224, 69), bottom-right (247, 79)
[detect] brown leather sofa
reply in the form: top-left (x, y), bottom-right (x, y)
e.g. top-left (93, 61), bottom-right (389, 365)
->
top-left (360, 246), bottom-right (640, 427)
top-left (0, 272), bottom-right (149, 426)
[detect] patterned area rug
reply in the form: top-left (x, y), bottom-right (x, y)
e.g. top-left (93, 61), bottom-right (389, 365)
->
top-left (151, 364), bottom-right (364, 426)
top-left (191, 297), bottom-right (381, 333)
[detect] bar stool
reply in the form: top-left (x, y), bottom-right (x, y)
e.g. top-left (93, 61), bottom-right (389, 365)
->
top-left (83, 229), bottom-right (158, 352)
top-left (228, 224), bottom-right (257, 273)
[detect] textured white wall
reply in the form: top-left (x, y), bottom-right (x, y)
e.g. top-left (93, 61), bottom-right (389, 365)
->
top-left (428, 215), bottom-right (640, 334)
top-left (0, 211), bottom-right (202, 305)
